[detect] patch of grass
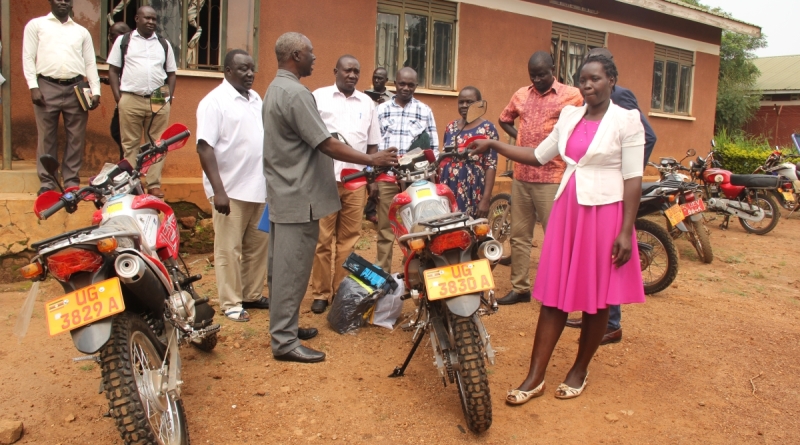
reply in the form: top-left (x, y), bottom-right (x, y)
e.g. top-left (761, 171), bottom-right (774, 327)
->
top-left (681, 248), bottom-right (698, 261)
top-left (751, 270), bottom-right (765, 279)
top-left (779, 261), bottom-right (787, 267)
top-left (242, 326), bottom-right (257, 339)
top-left (724, 255), bottom-right (744, 264)
top-left (722, 288), bottom-right (747, 297)
top-left (354, 237), bottom-right (372, 251)
top-left (79, 363), bottom-right (95, 372)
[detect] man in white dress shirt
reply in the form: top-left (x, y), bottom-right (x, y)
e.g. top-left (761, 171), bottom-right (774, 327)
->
top-left (107, 5), bottom-right (177, 198)
top-left (196, 49), bottom-right (269, 322)
top-left (22, 0), bottom-right (102, 194)
top-left (309, 55), bottom-right (381, 314)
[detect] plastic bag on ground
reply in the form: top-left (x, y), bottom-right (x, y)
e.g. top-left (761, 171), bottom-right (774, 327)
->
top-left (370, 274), bottom-right (405, 329)
top-left (327, 275), bottom-right (379, 334)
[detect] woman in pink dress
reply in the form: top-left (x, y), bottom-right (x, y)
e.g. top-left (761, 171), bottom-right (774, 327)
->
top-left (468, 54), bottom-right (645, 403)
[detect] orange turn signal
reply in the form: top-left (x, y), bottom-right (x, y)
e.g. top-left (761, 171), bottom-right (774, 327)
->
top-left (20, 262), bottom-right (43, 279)
top-left (473, 223), bottom-right (490, 237)
top-left (408, 238), bottom-right (426, 252)
top-left (668, 194), bottom-right (676, 203)
top-left (97, 237), bottom-right (119, 253)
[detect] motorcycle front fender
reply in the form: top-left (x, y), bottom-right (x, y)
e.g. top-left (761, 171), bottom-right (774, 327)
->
top-left (444, 293), bottom-right (481, 317)
top-left (689, 213), bottom-right (704, 222)
top-left (70, 317), bottom-right (113, 354)
top-left (674, 221), bottom-right (689, 232)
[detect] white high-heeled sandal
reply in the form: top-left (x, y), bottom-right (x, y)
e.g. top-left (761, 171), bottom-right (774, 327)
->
top-left (555, 372), bottom-right (588, 399)
top-left (506, 380), bottom-right (546, 405)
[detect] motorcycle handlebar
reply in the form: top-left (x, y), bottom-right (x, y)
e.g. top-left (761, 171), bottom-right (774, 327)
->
top-left (341, 170), bottom-right (369, 183)
top-left (161, 130), bottom-right (191, 151)
top-left (39, 196), bottom-right (68, 220)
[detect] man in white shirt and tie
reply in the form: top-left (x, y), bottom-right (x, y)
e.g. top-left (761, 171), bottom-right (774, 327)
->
top-left (22, 0), bottom-right (102, 195)
top-left (107, 5), bottom-right (177, 199)
top-left (309, 55), bottom-right (381, 314)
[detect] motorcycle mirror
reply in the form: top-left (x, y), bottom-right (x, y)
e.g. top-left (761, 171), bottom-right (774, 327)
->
top-left (710, 139), bottom-right (716, 148)
top-left (686, 149), bottom-right (696, 157)
top-left (39, 154), bottom-right (60, 179)
top-left (465, 100), bottom-right (487, 124)
top-left (149, 85), bottom-right (170, 114)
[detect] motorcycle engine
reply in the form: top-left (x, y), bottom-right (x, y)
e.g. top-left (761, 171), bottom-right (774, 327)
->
top-left (169, 290), bottom-right (196, 323)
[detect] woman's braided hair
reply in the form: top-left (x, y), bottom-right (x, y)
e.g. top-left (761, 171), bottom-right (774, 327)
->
top-left (579, 54), bottom-right (618, 92)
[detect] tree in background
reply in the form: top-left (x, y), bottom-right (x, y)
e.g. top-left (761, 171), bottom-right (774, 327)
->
top-left (680, 0), bottom-right (767, 134)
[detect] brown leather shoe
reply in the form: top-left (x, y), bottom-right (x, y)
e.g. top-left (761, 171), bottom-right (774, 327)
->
top-left (600, 327), bottom-right (622, 345)
top-left (565, 318), bottom-right (582, 329)
top-left (148, 187), bottom-right (165, 198)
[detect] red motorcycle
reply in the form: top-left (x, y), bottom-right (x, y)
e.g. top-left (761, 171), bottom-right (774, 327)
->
top-left (690, 141), bottom-right (781, 235)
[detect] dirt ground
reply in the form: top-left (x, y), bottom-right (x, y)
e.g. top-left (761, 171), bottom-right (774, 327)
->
top-left (1, 212), bottom-right (799, 445)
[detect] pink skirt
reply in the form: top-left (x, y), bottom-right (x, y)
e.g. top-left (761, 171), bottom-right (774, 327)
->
top-left (532, 175), bottom-right (646, 313)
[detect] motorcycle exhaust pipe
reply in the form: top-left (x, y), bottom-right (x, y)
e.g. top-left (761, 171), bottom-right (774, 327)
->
top-left (477, 240), bottom-right (503, 262)
top-left (707, 198), bottom-right (763, 221)
top-left (115, 254), bottom-right (168, 318)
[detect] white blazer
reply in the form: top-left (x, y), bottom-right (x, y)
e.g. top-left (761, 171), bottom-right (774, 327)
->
top-left (534, 101), bottom-right (645, 206)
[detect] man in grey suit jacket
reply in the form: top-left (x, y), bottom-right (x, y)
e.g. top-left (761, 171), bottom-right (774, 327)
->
top-left (566, 47), bottom-right (658, 344)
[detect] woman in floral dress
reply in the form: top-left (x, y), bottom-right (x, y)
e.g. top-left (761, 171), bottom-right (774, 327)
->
top-left (440, 86), bottom-right (499, 218)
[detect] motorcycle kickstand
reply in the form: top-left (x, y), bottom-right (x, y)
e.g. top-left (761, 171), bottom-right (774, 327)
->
top-left (389, 325), bottom-right (427, 378)
top-left (720, 214), bottom-right (730, 230)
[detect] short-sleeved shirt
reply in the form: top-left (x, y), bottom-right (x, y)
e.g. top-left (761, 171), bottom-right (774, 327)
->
top-left (107, 30), bottom-right (177, 96)
top-left (262, 70), bottom-right (340, 223)
top-left (499, 81), bottom-right (583, 183)
top-left (312, 85), bottom-right (380, 181)
top-left (376, 97), bottom-right (439, 156)
top-left (196, 79), bottom-right (265, 203)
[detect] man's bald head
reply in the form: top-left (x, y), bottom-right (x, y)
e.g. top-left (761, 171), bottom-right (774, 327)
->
top-left (587, 47), bottom-right (613, 60)
top-left (109, 22), bottom-right (130, 46)
top-left (134, 5), bottom-right (157, 38)
top-left (528, 51), bottom-right (555, 93)
top-left (336, 54), bottom-right (358, 70)
top-left (136, 5), bottom-right (156, 16)
top-left (528, 51), bottom-right (554, 70)
top-left (394, 67), bottom-right (418, 106)
top-left (396, 67), bottom-right (417, 82)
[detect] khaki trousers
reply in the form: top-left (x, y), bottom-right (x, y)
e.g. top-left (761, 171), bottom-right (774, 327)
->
top-left (33, 79), bottom-right (88, 189)
top-left (375, 181), bottom-right (400, 272)
top-left (118, 92), bottom-right (170, 188)
top-left (510, 180), bottom-right (559, 293)
top-left (212, 198), bottom-right (269, 311)
top-left (311, 183), bottom-right (367, 302)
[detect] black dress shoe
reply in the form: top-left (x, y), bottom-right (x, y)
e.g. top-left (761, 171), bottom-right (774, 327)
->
top-left (242, 296), bottom-right (269, 310)
top-left (496, 290), bottom-right (531, 305)
top-left (274, 345), bottom-right (326, 363)
top-left (298, 327), bottom-right (318, 340)
top-left (311, 299), bottom-right (328, 314)
top-left (565, 318), bottom-right (582, 328)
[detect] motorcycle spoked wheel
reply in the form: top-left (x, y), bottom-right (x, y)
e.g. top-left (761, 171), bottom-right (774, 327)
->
top-left (686, 218), bottom-right (714, 264)
top-left (488, 194), bottom-right (511, 266)
top-left (449, 313), bottom-right (492, 433)
top-left (100, 312), bottom-right (190, 445)
top-left (636, 219), bottom-right (679, 295)
top-left (739, 192), bottom-right (781, 235)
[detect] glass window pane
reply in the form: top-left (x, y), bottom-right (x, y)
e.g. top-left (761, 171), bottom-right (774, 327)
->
top-left (431, 21), bottom-right (452, 88)
top-left (678, 65), bottom-right (692, 114)
top-left (567, 42), bottom-right (585, 86)
top-left (376, 13), bottom-right (399, 82)
top-left (404, 14), bottom-right (428, 87)
top-left (558, 40), bottom-right (568, 85)
top-left (663, 60), bottom-right (679, 113)
top-left (651, 60), bottom-right (664, 110)
top-left (149, 0), bottom-right (183, 66)
top-left (225, 0), bottom-right (255, 55)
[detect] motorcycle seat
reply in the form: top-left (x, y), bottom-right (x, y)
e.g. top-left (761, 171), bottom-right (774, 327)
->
top-left (641, 182), bottom-right (662, 194)
top-left (729, 174), bottom-right (780, 188)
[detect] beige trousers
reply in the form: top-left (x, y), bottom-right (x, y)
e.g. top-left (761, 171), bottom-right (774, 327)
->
top-left (510, 180), bottom-right (559, 293)
top-left (375, 181), bottom-right (400, 273)
top-left (118, 92), bottom-right (170, 189)
top-left (212, 197), bottom-right (269, 311)
top-left (311, 183), bottom-right (367, 302)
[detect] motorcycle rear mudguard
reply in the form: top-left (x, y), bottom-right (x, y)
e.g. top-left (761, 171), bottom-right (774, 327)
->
top-left (71, 318), bottom-right (113, 354)
top-left (444, 293), bottom-right (481, 317)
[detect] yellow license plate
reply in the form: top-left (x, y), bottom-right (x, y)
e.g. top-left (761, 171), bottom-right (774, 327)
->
top-left (45, 277), bottom-right (126, 336)
top-left (424, 259), bottom-right (495, 301)
top-left (665, 204), bottom-right (685, 227)
top-left (782, 191), bottom-right (795, 202)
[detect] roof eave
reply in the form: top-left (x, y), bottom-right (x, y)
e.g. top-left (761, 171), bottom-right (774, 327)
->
top-left (614, 0), bottom-right (761, 37)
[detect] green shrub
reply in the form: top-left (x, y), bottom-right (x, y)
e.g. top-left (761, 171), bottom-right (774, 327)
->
top-left (713, 130), bottom-right (773, 174)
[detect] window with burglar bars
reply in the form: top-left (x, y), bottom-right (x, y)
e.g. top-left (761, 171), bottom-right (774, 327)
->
top-left (376, 0), bottom-right (457, 90)
top-left (551, 23), bottom-right (605, 87)
top-left (651, 44), bottom-right (694, 115)
top-left (100, 0), bottom-right (259, 72)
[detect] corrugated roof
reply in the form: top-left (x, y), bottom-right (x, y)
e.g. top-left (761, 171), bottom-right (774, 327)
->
top-left (659, 0), bottom-right (759, 28)
top-left (753, 55), bottom-right (800, 92)
top-left (615, 0), bottom-right (761, 37)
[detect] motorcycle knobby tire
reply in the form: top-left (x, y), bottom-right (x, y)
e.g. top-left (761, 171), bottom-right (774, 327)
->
top-left (687, 218), bottom-right (714, 264)
top-left (450, 313), bottom-right (492, 433)
top-left (635, 219), bottom-right (679, 295)
top-left (99, 312), bottom-right (190, 445)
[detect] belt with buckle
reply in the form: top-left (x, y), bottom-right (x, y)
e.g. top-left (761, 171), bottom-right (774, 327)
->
top-left (122, 91), bottom-right (153, 98)
top-left (38, 75), bottom-right (83, 85)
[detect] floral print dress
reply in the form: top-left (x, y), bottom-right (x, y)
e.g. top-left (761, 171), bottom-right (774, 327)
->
top-left (441, 120), bottom-right (499, 218)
